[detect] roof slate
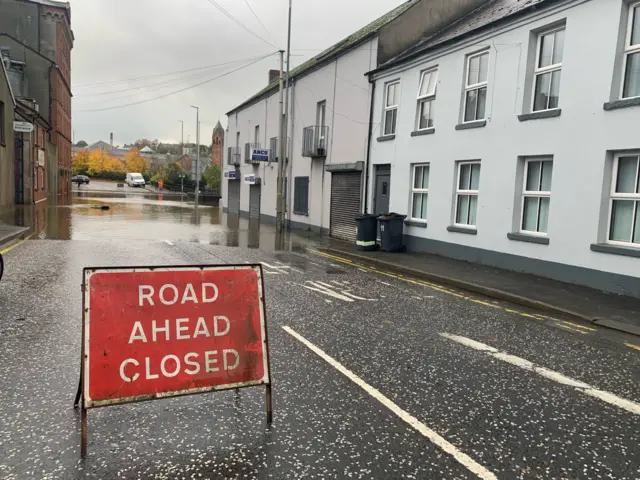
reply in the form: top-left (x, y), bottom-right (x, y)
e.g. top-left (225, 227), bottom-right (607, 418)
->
top-left (226, 0), bottom-right (421, 115)
top-left (373, 0), bottom-right (551, 73)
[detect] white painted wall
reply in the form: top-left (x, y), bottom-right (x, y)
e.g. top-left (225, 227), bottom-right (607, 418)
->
top-left (369, 0), bottom-right (640, 278)
top-left (224, 37), bottom-right (377, 231)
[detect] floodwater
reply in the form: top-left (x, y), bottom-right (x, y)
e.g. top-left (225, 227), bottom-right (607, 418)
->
top-left (1, 189), bottom-right (321, 251)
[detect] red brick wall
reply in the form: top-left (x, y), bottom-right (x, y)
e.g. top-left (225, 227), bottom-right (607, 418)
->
top-left (32, 124), bottom-right (47, 204)
top-left (43, 6), bottom-right (73, 198)
top-left (211, 130), bottom-right (224, 167)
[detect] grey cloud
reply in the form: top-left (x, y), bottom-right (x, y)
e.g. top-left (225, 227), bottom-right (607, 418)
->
top-left (70, 0), bottom-right (405, 146)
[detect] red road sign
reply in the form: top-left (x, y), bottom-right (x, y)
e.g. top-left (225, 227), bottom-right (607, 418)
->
top-left (81, 265), bottom-right (270, 409)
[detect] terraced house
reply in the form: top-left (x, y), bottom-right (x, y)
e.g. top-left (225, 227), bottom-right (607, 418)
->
top-left (222, 0), bottom-right (491, 240)
top-left (366, 0), bottom-right (640, 296)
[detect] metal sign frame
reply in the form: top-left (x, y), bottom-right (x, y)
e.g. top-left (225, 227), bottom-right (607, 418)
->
top-left (73, 263), bottom-right (272, 457)
top-left (250, 148), bottom-right (270, 161)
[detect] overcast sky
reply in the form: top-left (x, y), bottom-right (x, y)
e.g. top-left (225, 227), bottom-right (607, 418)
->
top-left (70, 0), bottom-right (406, 147)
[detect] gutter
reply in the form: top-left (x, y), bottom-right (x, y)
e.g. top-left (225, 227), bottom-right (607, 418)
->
top-left (363, 77), bottom-right (376, 214)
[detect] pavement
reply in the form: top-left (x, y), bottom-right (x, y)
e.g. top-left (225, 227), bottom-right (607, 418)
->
top-left (0, 192), bottom-right (639, 479)
top-left (0, 222), bottom-right (29, 249)
top-left (311, 237), bottom-right (640, 337)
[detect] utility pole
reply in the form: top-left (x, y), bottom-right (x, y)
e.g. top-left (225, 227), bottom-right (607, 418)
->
top-left (282, 0), bottom-right (293, 231)
top-left (190, 106), bottom-right (200, 208)
top-left (178, 120), bottom-right (184, 154)
top-left (276, 50), bottom-right (285, 233)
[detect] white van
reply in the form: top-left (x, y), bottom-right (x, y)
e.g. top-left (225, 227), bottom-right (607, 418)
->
top-left (126, 172), bottom-right (145, 187)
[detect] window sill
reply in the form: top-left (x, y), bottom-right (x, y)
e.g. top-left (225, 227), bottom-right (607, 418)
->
top-left (293, 211), bottom-right (309, 217)
top-left (404, 219), bottom-right (427, 228)
top-left (590, 243), bottom-right (640, 258)
top-left (507, 232), bottom-right (549, 245)
top-left (410, 128), bottom-right (435, 137)
top-left (447, 225), bottom-right (477, 235)
top-left (517, 108), bottom-right (561, 122)
top-left (455, 120), bottom-right (486, 130)
top-left (603, 97), bottom-right (640, 111)
top-left (377, 135), bottom-right (396, 142)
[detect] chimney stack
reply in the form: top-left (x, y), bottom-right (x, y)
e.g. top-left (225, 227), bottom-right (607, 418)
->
top-left (110, 132), bottom-right (113, 147)
top-left (268, 69), bottom-right (280, 84)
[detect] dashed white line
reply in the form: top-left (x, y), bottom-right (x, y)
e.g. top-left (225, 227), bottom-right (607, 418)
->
top-left (440, 333), bottom-right (640, 415)
top-left (282, 326), bottom-right (498, 480)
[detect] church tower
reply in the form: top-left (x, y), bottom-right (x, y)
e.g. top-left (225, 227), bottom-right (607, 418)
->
top-left (211, 121), bottom-right (225, 167)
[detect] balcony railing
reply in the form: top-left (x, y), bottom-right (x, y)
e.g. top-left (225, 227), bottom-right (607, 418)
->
top-left (227, 146), bottom-right (241, 166)
top-left (302, 126), bottom-right (329, 158)
top-left (269, 137), bottom-right (290, 163)
top-left (245, 143), bottom-right (263, 164)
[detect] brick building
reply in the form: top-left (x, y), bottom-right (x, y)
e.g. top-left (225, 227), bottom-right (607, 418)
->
top-left (0, 0), bottom-right (73, 202)
top-left (211, 120), bottom-right (224, 167)
top-left (41, 1), bottom-right (73, 199)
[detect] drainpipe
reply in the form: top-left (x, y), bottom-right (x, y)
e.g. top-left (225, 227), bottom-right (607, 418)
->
top-left (363, 77), bottom-right (376, 214)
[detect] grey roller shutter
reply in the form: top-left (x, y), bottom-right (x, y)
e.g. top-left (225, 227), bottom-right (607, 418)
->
top-left (330, 172), bottom-right (361, 241)
top-left (228, 180), bottom-right (240, 214)
top-left (249, 185), bottom-right (261, 219)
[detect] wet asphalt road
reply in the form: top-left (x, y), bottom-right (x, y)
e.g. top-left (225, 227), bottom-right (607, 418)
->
top-left (0, 193), bottom-right (639, 479)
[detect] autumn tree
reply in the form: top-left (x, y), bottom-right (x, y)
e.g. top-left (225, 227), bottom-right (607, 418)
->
top-left (72, 149), bottom-right (90, 175)
top-left (124, 148), bottom-right (150, 175)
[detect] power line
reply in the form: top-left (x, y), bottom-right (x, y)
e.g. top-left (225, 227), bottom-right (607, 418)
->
top-left (241, 0), bottom-right (280, 48)
top-left (76, 70), bottom-right (221, 107)
top-left (76, 53), bottom-right (276, 113)
top-left (202, 0), bottom-right (278, 49)
top-left (76, 58), bottom-right (266, 100)
top-left (73, 55), bottom-right (268, 89)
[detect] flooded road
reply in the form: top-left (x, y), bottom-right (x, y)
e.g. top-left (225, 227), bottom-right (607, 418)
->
top-left (1, 186), bottom-right (316, 250)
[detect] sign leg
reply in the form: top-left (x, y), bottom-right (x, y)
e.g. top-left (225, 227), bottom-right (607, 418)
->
top-left (73, 373), bottom-right (82, 409)
top-left (81, 406), bottom-right (87, 458)
top-left (265, 384), bottom-right (273, 425)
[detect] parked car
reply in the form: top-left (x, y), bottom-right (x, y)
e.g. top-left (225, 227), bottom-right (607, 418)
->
top-left (72, 175), bottom-right (90, 184)
top-left (126, 172), bottom-right (146, 187)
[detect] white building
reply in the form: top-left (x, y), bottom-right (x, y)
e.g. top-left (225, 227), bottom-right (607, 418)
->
top-left (222, 0), bottom-right (492, 241)
top-left (366, 0), bottom-right (640, 296)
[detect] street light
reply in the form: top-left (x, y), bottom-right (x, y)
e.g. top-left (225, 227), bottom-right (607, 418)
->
top-left (178, 120), bottom-right (184, 155)
top-left (189, 106), bottom-right (200, 208)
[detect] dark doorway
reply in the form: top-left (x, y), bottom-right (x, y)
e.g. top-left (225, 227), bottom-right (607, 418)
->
top-left (374, 165), bottom-right (390, 215)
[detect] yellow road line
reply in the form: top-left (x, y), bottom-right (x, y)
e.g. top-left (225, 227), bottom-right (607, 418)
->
top-left (307, 249), bottom-right (599, 336)
top-left (560, 321), bottom-right (596, 332)
top-left (0, 233), bottom-right (34, 255)
top-left (625, 343), bottom-right (640, 352)
top-left (555, 323), bottom-right (589, 335)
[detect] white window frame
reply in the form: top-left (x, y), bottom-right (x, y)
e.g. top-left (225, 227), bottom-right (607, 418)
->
top-left (532, 27), bottom-right (565, 112)
top-left (383, 81), bottom-right (400, 136)
top-left (607, 154), bottom-right (640, 247)
top-left (621, 2), bottom-right (640, 99)
top-left (454, 161), bottom-right (481, 228)
top-left (416, 69), bottom-right (438, 131)
top-left (462, 51), bottom-right (489, 123)
top-left (410, 164), bottom-right (429, 222)
top-left (520, 158), bottom-right (553, 235)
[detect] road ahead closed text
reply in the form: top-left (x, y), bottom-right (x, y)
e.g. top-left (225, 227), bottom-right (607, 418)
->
top-left (84, 266), bottom-right (268, 407)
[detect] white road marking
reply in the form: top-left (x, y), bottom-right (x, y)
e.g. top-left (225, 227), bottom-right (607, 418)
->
top-left (377, 281), bottom-right (392, 286)
top-left (315, 281), bottom-right (336, 289)
top-left (283, 326), bottom-right (498, 480)
top-left (302, 282), bottom-right (354, 302)
top-left (164, 240), bottom-right (174, 246)
top-left (261, 262), bottom-right (292, 275)
top-left (440, 333), bottom-right (640, 415)
top-left (342, 291), bottom-right (377, 301)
